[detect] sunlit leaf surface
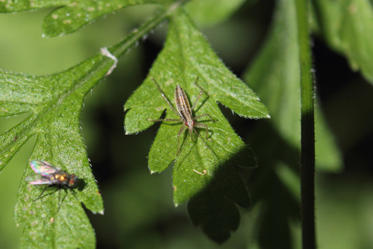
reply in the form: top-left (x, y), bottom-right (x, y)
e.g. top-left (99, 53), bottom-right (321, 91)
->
top-left (125, 9), bottom-right (268, 205)
top-left (0, 9), bottom-right (167, 246)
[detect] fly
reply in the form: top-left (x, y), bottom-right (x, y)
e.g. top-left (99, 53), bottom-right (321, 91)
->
top-left (27, 160), bottom-right (80, 188)
top-left (27, 160), bottom-right (84, 213)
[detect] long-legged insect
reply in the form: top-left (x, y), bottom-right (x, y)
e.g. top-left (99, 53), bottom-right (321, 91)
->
top-left (26, 160), bottom-right (84, 212)
top-left (150, 77), bottom-right (215, 155)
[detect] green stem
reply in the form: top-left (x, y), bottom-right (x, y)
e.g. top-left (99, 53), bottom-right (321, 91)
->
top-left (294, 0), bottom-right (316, 249)
top-left (110, 1), bottom-right (185, 58)
top-left (91, 0), bottom-right (187, 77)
top-left (77, 0), bottom-right (187, 92)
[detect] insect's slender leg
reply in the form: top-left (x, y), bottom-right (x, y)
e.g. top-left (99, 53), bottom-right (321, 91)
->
top-left (57, 189), bottom-right (62, 210)
top-left (192, 127), bottom-right (219, 160)
top-left (176, 125), bottom-right (186, 156)
top-left (33, 186), bottom-right (49, 201)
top-left (192, 78), bottom-right (214, 115)
top-left (56, 189), bottom-right (68, 214)
top-left (70, 189), bottom-right (80, 202)
top-left (194, 77), bottom-right (208, 95)
top-left (194, 113), bottom-right (215, 121)
top-left (194, 122), bottom-right (210, 139)
top-left (148, 118), bottom-right (181, 123)
top-left (34, 186), bottom-right (60, 201)
top-left (151, 77), bottom-right (179, 116)
top-left (191, 91), bottom-right (203, 111)
top-left (191, 77), bottom-right (204, 111)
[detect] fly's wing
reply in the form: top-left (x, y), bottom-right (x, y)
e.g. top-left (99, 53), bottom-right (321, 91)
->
top-left (30, 160), bottom-right (59, 176)
top-left (25, 176), bottom-right (53, 185)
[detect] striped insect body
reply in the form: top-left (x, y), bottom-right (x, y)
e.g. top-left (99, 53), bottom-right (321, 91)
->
top-left (175, 85), bottom-right (195, 133)
top-left (151, 77), bottom-right (215, 156)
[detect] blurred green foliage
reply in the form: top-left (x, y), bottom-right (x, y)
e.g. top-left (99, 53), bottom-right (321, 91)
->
top-left (312, 0), bottom-right (373, 84)
top-left (1, 0), bottom-right (373, 248)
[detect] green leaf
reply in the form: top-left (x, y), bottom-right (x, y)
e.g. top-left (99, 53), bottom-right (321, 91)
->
top-left (0, 0), bottom-right (168, 37)
top-left (313, 0), bottom-right (373, 84)
top-left (0, 7), bottom-right (172, 247)
top-left (1, 52), bottom-right (106, 249)
top-left (185, 0), bottom-right (246, 27)
top-left (244, 0), bottom-right (342, 171)
top-left (124, 9), bottom-right (269, 205)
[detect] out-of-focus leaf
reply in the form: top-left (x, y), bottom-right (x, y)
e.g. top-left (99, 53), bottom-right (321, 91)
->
top-left (124, 9), bottom-right (269, 205)
top-left (313, 0), bottom-right (373, 83)
top-left (0, 0), bottom-right (169, 37)
top-left (244, 0), bottom-right (342, 171)
top-left (185, 0), bottom-right (246, 27)
top-left (317, 178), bottom-right (373, 249)
top-left (314, 104), bottom-right (342, 171)
top-left (0, 136), bottom-right (25, 249)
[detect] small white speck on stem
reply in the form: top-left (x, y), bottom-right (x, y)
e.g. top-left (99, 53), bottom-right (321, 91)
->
top-left (100, 47), bottom-right (118, 76)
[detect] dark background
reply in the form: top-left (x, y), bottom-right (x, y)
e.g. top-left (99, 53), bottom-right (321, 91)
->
top-left (0, 1), bottom-right (372, 248)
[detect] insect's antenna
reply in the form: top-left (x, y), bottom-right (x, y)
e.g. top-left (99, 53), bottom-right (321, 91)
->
top-left (194, 76), bottom-right (208, 95)
top-left (151, 77), bottom-right (179, 115)
top-left (192, 79), bottom-right (210, 113)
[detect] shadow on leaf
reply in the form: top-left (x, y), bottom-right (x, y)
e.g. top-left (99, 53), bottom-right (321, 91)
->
top-left (187, 145), bottom-right (256, 243)
top-left (186, 119), bottom-right (302, 245)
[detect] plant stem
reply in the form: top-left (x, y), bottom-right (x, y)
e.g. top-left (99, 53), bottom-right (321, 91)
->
top-left (110, 0), bottom-right (186, 58)
top-left (294, 0), bottom-right (316, 249)
top-left (80, 0), bottom-right (187, 89)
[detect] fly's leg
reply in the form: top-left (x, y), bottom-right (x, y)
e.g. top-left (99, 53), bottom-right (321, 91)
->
top-left (34, 186), bottom-right (57, 201)
top-left (56, 189), bottom-right (68, 214)
top-left (33, 186), bottom-right (48, 201)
